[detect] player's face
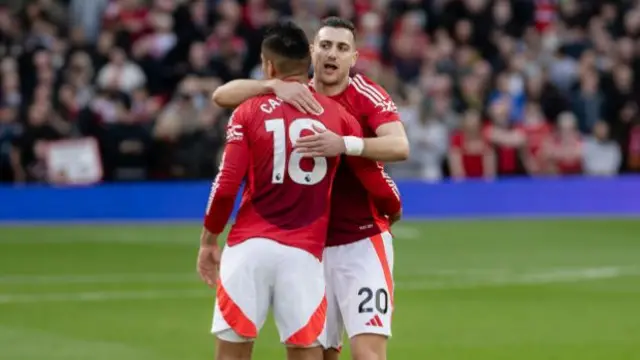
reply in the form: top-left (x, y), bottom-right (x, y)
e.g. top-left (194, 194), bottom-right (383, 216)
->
top-left (311, 27), bottom-right (358, 86)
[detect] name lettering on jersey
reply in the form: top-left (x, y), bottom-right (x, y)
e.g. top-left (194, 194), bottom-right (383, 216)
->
top-left (260, 97), bottom-right (284, 114)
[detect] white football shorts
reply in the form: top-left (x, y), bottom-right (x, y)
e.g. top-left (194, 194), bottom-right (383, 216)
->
top-left (323, 231), bottom-right (394, 350)
top-left (211, 238), bottom-right (327, 347)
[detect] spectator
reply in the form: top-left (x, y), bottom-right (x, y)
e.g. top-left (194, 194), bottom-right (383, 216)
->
top-left (483, 97), bottom-right (525, 176)
top-left (626, 120), bottom-right (640, 171)
top-left (548, 47), bottom-right (579, 93)
top-left (1, 71), bottom-right (21, 108)
top-left (11, 102), bottom-right (63, 183)
top-left (152, 75), bottom-right (216, 178)
top-left (0, 0), bottom-right (639, 184)
top-left (520, 102), bottom-right (552, 176)
top-left (69, 0), bottom-right (110, 42)
top-left (99, 94), bottom-right (152, 181)
top-left (406, 92), bottom-right (449, 182)
top-left (543, 112), bottom-right (583, 175)
top-left (167, 103), bottom-right (225, 179)
top-left (582, 121), bottom-right (621, 176)
top-left (455, 72), bottom-right (485, 114)
top-left (179, 41), bottom-right (222, 93)
top-left (132, 11), bottom-right (178, 62)
top-left (448, 109), bottom-right (495, 180)
top-left (572, 69), bottom-right (603, 133)
top-left (60, 51), bottom-right (95, 113)
top-left (487, 71), bottom-right (525, 123)
top-left (153, 76), bottom-right (205, 142)
top-left (0, 105), bottom-right (21, 182)
top-left (96, 47), bottom-right (146, 94)
top-left (129, 86), bottom-right (162, 123)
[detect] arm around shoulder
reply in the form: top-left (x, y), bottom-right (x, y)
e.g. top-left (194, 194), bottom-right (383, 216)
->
top-left (211, 79), bottom-right (278, 108)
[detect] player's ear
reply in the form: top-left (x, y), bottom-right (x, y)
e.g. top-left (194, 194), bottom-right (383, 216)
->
top-left (351, 50), bottom-right (359, 69)
top-left (260, 53), bottom-right (268, 78)
top-left (267, 60), bottom-right (277, 79)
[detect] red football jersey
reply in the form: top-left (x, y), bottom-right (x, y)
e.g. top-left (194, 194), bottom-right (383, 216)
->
top-left (203, 89), bottom-right (401, 260)
top-left (318, 74), bottom-right (402, 246)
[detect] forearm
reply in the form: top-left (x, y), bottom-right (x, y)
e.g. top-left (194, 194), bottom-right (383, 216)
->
top-left (200, 228), bottom-right (219, 247)
top-left (211, 79), bottom-right (276, 108)
top-left (360, 135), bottom-right (410, 162)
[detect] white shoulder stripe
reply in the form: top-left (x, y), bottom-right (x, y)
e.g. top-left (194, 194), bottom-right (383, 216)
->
top-left (354, 74), bottom-right (386, 101)
top-left (350, 77), bottom-right (383, 106)
top-left (352, 75), bottom-right (383, 102)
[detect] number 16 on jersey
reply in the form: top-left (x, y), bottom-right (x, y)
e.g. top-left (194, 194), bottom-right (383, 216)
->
top-left (265, 118), bottom-right (328, 186)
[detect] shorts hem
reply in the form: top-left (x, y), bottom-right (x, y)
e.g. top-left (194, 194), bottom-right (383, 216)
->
top-left (284, 341), bottom-right (324, 349)
top-left (348, 329), bottom-right (391, 339)
top-left (212, 328), bottom-right (256, 343)
top-left (324, 345), bottom-right (343, 353)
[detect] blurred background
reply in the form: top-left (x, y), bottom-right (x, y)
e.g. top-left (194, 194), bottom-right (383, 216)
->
top-left (0, 1), bottom-right (639, 360)
top-left (0, 0), bottom-right (639, 183)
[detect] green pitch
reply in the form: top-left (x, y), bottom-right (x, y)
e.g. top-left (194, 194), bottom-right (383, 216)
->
top-left (1, 219), bottom-right (639, 360)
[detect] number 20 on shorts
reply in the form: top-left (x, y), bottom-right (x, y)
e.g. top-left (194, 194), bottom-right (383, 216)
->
top-left (265, 118), bottom-right (328, 185)
top-left (358, 287), bottom-right (389, 314)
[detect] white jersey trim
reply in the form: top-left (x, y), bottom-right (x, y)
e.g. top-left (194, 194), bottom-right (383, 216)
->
top-left (377, 162), bottom-right (401, 201)
top-left (206, 151), bottom-right (226, 215)
top-left (352, 74), bottom-right (386, 102)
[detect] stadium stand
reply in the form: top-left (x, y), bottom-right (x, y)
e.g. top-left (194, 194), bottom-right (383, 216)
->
top-left (0, 0), bottom-right (639, 184)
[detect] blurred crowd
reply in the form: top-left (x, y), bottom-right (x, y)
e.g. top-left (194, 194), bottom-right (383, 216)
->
top-left (0, 0), bottom-right (639, 184)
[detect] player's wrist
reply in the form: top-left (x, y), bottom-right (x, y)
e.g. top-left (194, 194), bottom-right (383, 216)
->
top-left (200, 241), bottom-right (220, 248)
top-left (200, 228), bottom-right (220, 247)
top-left (343, 136), bottom-right (364, 156)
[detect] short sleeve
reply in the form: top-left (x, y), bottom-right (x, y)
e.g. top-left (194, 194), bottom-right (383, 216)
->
top-left (352, 74), bottom-right (400, 131)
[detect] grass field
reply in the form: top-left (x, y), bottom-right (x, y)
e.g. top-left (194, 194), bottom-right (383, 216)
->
top-left (1, 219), bottom-right (640, 360)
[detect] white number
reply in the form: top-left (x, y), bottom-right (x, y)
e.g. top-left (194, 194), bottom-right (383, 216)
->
top-left (265, 119), bottom-right (286, 183)
top-left (265, 118), bottom-right (328, 185)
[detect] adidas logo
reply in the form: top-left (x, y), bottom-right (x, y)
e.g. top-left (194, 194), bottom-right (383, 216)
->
top-left (365, 315), bottom-right (384, 327)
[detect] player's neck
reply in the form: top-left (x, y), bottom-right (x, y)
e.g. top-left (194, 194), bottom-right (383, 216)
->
top-left (280, 74), bottom-right (310, 84)
top-left (313, 76), bottom-right (349, 97)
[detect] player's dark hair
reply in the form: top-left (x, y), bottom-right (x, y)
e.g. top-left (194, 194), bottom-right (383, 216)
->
top-left (261, 21), bottom-right (311, 77)
top-left (320, 16), bottom-right (357, 41)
